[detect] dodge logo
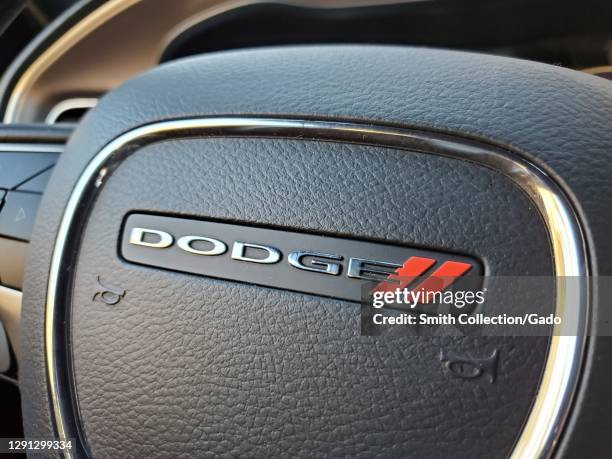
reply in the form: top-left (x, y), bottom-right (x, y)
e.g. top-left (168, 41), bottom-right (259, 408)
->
top-left (122, 214), bottom-right (479, 303)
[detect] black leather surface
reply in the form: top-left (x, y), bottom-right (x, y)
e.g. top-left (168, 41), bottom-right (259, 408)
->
top-left (19, 46), bottom-right (612, 456)
top-left (71, 138), bottom-right (551, 457)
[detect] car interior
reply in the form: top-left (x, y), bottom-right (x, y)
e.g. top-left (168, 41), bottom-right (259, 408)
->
top-left (0, 0), bottom-right (610, 457)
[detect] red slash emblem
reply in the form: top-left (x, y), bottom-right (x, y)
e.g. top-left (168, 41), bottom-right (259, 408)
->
top-left (373, 257), bottom-right (473, 302)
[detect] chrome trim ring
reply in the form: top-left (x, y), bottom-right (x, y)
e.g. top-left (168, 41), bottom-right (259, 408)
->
top-left (45, 117), bottom-right (588, 458)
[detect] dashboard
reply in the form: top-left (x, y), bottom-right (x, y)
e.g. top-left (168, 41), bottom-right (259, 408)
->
top-left (1, 0), bottom-right (611, 124)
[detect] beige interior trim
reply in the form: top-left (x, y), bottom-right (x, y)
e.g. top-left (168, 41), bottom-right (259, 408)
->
top-left (3, 0), bottom-right (421, 123)
top-left (4, 0), bottom-right (139, 123)
top-left (581, 65), bottom-right (612, 75)
top-left (0, 285), bottom-right (22, 359)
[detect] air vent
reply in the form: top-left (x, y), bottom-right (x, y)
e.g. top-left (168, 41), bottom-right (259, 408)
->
top-left (45, 98), bottom-right (98, 124)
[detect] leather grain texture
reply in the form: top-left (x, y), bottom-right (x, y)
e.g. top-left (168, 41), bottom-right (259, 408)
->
top-left (20, 46), bottom-right (612, 456)
top-left (71, 138), bottom-right (551, 458)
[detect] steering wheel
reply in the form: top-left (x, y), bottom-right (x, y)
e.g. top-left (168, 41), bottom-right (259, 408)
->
top-left (5, 45), bottom-right (611, 457)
